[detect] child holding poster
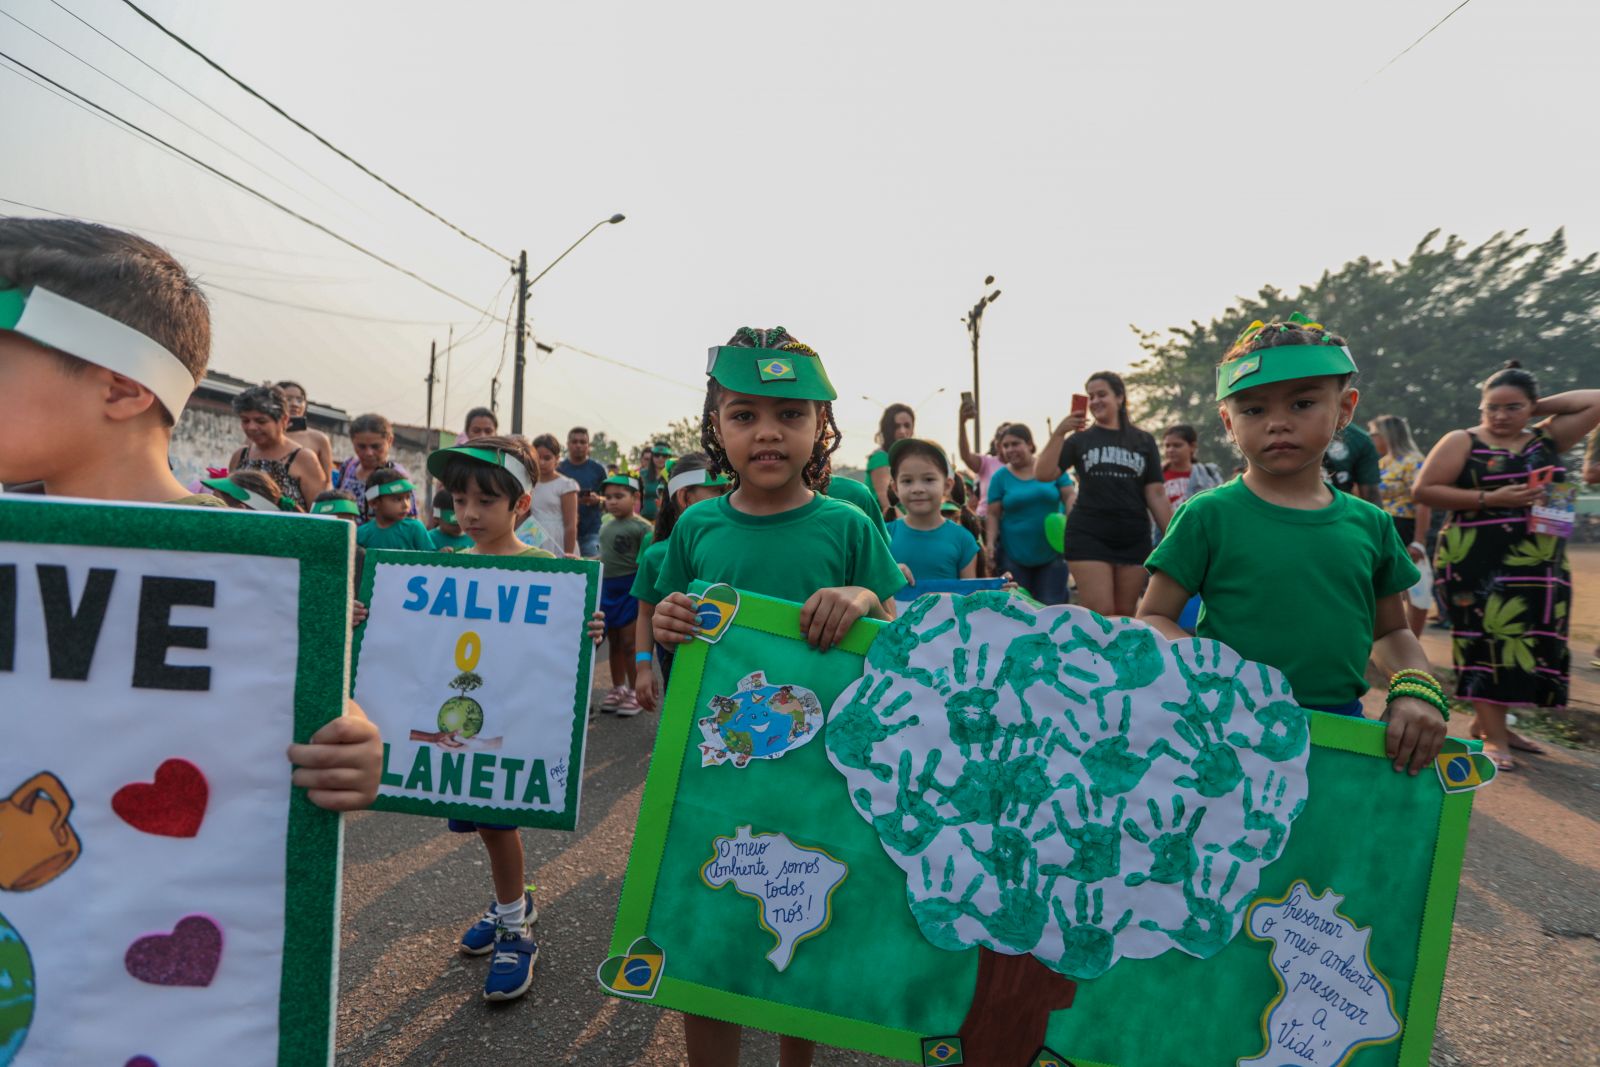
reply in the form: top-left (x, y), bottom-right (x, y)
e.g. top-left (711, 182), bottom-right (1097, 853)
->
top-left (423, 436), bottom-right (607, 1001)
top-left (356, 467), bottom-right (434, 550)
top-left (1139, 313), bottom-right (1448, 775)
top-left (0, 216), bottom-right (382, 812)
top-left (652, 327), bottom-right (905, 1067)
top-left (597, 474), bottom-right (653, 715)
top-left (633, 452), bottom-right (727, 713)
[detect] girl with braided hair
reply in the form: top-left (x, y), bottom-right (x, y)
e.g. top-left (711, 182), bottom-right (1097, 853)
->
top-left (652, 327), bottom-right (905, 1067)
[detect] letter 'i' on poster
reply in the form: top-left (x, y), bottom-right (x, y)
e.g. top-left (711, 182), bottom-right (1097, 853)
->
top-left (351, 550), bottom-right (601, 830)
top-left (0, 495), bottom-right (350, 1065)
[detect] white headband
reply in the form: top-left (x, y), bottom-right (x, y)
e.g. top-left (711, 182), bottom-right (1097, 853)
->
top-left (8, 287), bottom-right (195, 418)
top-left (667, 469), bottom-right (716, 496)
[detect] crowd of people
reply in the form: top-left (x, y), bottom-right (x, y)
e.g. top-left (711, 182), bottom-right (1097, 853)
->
top-left (4, 217), bottom-right (1600, 1066)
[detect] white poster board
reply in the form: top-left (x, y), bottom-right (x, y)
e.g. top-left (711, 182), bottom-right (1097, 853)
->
top-left (0, 496), bottom-right (349, 1067)
top-left (351, 550), bottom-right (600, 830)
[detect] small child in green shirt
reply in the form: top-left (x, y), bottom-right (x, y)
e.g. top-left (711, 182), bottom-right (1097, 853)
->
top-left (427, 487), bottom-right (474, 551)
top-left (356, 467), bottom-right (433, 551)
top-left (597, 474), bottom-right (653, 714)
top-left (1140, 313), bottom-right (1447, 775)
top-left (652, 327), bottom-right (904, 1066)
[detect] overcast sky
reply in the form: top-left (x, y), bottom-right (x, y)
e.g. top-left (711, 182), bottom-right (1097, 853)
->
top-left (3, 0), bottom-right (1596, 465)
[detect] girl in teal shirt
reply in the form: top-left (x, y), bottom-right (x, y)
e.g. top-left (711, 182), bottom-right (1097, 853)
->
top-left (984, 423), bottom-right (1074, 603)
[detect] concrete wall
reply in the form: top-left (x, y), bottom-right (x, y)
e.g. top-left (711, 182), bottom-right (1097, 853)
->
top-left (170, 401), bottom-right (432, 498)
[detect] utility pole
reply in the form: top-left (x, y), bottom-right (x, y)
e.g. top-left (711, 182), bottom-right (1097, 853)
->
top-left (963, 276), bottom-right (1001, 447)
top-left (510, 250), bottom-right (529, 435)
top-left (422, 340), bottom-right (438, 520)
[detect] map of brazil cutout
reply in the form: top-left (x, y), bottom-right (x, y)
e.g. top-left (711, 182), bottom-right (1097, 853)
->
top-left (701, 827), bottom-right (847, 972)
top-left (1241, 880), bottom-right (1400, 1067)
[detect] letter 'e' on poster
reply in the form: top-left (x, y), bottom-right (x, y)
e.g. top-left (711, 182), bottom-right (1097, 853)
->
top-left (0, 495), bottom-right (351, 1066)
top-left (350, 550), bottom-right (600, 830)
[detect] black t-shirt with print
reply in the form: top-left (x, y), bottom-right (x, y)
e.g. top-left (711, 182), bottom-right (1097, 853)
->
top-left (1059, 425), bottom-right (1163, 536)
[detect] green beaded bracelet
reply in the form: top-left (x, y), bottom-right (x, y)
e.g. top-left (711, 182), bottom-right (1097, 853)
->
top-left (1387, 683), bottom-right (1450, 720)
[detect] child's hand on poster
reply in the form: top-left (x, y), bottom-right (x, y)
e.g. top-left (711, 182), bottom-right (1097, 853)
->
top-left (288, 699), bottom-right (383, 810)
top-left (588, 610), bottom-right (606, 645)
top-left (654, 592), bottom-right (701, 645)
top-left (351, 599), bottom-right (368, 627)
top-left (799, 586), bottom-right (879, 651)
top-left (1381, 696), bottom-right (1448, 776)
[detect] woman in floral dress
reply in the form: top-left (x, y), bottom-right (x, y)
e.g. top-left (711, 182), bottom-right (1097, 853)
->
top-left (1415, 362), bottom-right (1600, 769)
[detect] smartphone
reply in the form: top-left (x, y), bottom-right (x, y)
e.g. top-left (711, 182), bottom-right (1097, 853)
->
top-left (1071, 394), bottom-right (1089, 417)
top-left (960, 390), bottom-right (974, 408)
top-left (1528, 466), bottom-right (1554, 489)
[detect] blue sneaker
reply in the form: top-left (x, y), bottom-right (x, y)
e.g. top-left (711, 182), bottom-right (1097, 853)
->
top-left (482, 923), bottom-right (539, 1001)
top-left (460, 891), bottom-right (537, 956)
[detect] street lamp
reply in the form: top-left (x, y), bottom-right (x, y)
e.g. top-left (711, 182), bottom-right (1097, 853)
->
top-left (963, 276), bottom-right (1000, 446)
top-left (510, 213), bottom-right (626, 434)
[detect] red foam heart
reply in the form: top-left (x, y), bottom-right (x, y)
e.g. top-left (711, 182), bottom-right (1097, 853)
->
top-left (112, 758), bottom-right (208, 838)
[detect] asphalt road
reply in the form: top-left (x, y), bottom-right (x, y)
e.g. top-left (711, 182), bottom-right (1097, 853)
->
top-left (336, 668), bottom-right (1600, 1067)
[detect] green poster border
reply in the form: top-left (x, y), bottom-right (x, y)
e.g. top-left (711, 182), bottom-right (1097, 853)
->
top-left (608, 586), bottom-right (1482, 1065)
top-left (350, 548), bottom-right (600, 831)
top-left (0, 497), bottom-right (350, 1067)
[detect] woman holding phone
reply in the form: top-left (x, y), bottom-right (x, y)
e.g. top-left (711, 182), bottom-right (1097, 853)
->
top-left (1036, 371), bottom-right (1171, 617)
top-left (1413, 361), bottom-right (1600, 770)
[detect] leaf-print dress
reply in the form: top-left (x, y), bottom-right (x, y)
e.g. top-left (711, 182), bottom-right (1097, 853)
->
top-left (1433, 430), bottom-right (1570, 707)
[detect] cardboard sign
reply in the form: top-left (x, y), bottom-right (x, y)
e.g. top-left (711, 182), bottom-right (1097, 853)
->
top-left (0, 496), bottom-right (349, 1067)
top-left (605, 586), bottom-right (1479, 1067)
top-left (351, 550), bottom-right (600, 830)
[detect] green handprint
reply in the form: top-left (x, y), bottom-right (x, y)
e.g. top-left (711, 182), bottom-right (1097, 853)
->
top-left (1053, 882), bottom-right (1133, 979)
top-left (1123, 796), bottom-right (1208, 886)
top-left (1226, 770), bottom-right (1303, 862)
top-left (829, 675), bottom-right (918, 782)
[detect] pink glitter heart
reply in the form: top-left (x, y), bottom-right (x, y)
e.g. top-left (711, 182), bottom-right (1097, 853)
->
top-left (124, 915), bottom-right (222, 987)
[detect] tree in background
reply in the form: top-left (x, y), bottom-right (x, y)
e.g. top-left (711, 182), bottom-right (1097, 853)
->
top-left (633, 416), bottom-right (705, 470)
top-left (1126, 229), bottom-right (1600, 461)
top-left (587, 431), bottom-right (621, 469)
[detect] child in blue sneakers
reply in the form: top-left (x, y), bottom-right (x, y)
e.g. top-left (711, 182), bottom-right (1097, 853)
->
top-left (426, 434), bottom-right (605, 1001)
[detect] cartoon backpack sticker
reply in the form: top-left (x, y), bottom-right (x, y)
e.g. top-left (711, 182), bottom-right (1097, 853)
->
top-left (0, 772), bottom-right (80, 893)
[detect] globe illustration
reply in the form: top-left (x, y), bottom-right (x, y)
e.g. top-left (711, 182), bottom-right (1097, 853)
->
top-left (0, 911), bottom-right (34, 1066)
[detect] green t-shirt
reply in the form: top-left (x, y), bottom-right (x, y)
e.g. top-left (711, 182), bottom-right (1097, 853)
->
top-left (864, 449), bottom-right (890, 473)
top-left (601, 514), bottom-right (653, 578)
top-left (825, 473), bottom-right (891, 544)
top-left (630, 537), bottom-right (671, 603)
top-left (428, 527), bottom-right (475, 552)
top-left (640, 468), bottom-right (667, 521)
top-left (1323, 423), bottom-right (1381, 493)
top-left (1145, 478), bottom-right (1419, 706)
top-left (655, 493), bottom-right (906, 607)
top-left (356, 517), bottom-right (434, 551)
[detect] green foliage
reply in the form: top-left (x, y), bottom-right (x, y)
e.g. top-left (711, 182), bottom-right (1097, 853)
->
top-left (450, 670), bottom-right (483, 695)
top-left (638, 416), bottom-right (704, 467)
top-left (587, 432), bottom-right (621, 468)
top-left (1125, 229), bottom-right (1600, 460)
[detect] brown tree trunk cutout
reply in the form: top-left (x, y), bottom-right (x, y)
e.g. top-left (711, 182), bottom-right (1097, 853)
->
top-left (956, 948), bottom-right (1077, 1065)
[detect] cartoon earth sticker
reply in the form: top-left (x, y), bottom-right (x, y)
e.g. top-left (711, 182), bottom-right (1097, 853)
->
top-left (697, 671), bottom-right (824, 768)
top-left (0, 911), bottom-right (34, 1066)
top-left (825, 591), bottom-right (1311, 1057)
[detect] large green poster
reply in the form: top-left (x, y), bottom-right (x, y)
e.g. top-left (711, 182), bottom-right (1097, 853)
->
top-left (606, 587), bottom-right (1481, 1067)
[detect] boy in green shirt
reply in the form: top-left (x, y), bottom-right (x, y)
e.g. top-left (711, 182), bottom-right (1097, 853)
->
top-left (1140, 313), bottom-right (1446, 775)
top-left (427, 488), bottom-right (474, 551)
top-left (356, 467), bottom-right (433, 550)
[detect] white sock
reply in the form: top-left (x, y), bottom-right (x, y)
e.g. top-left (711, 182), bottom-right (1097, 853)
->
top-left (494, 895), bottom-right (525, 928)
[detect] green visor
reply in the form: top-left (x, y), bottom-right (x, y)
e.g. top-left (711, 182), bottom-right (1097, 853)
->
top-left (364, 478), bottom-right (415, 503)
top-left (706, 346), bottom-right (837, 402)
top-left (436, 508), bottom-right (457, 525)
top-left (602, 474), bottom-right (641, 492)
top-left (201, 476), bottom-right (292, 513)
top-left (311, 498), bottom-right (360, 516)
top-left (1215, 344), bottom-right (1357, 400)
top-left (650, 443), bottom-right (674, 456)
top-left (426, 446), bottom-right (532, 497)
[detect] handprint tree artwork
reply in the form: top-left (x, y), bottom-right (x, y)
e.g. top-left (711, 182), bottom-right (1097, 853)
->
top-left (826, 592), bottom-right (1311, 1062)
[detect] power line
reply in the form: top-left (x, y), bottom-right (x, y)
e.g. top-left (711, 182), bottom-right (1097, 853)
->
top-left (0, 194), bottom-right (350, 259)
top-left (119, 0), bottom-right (512, 262)
top-left (0, 49), bottom-right (507, 322)
top-left (0, 5), bottom-right (315, 205)
top-left (549, 341), bottom-right (704, 393)
top-left (1365, 0), bottom-right (1477, 84)
top-left (204, 283), bottom-right (466, 325)
top-left (46, 0), bottom-right (363, 209)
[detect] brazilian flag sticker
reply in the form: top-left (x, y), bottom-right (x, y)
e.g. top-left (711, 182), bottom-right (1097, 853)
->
top-left (596, 936), bottom-right (665, 1000)
top-left (757, 356), bottom-right (797, 383)
top-left (921, 1037), bottom-right (964, 1065)
top-left (1029, 1048), bottom-right (1076, 1067)
top-left (1228, 355), bottom-right (1261, 385)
